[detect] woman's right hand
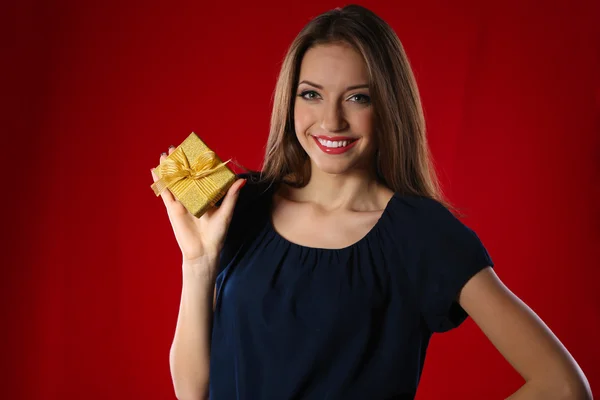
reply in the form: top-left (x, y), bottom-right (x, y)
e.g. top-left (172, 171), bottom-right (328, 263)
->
top-left (151, 146), bottom-right (246, 276)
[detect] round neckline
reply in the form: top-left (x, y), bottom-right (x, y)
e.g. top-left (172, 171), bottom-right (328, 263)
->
top-left (266, 190), bottom-right (398, 252)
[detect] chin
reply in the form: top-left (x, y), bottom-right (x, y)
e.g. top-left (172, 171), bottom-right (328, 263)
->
top-left (310, 156), bottom-right (357, 176)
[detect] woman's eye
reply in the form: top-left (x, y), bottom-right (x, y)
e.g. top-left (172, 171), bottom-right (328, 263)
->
top-left (349, 94), bottom-right (371, 104)
top-left (299, 90), bottom-right (320, 100)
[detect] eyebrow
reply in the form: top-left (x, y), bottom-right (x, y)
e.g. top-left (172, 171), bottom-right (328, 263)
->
top-left (298, 80), bottom-right (369, 91)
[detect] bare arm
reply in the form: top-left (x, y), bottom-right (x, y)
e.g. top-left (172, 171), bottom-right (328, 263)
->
top-left (169, 261), bottom-right (218, 400)
top-left (151, 145), bottom-right (246, 399)
top-left (459, 267), bottom-right (592, 400)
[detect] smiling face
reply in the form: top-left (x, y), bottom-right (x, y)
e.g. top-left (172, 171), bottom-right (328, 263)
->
top-left (294, 42), bottom-right (376, 176)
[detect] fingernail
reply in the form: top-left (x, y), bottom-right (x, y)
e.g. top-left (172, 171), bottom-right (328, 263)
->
top-left (160, 152), bottom-right (167, 156)
top-left (168, 145), bottom-right (175, 149)
top-left (238, 179), bottom-right (247, 190)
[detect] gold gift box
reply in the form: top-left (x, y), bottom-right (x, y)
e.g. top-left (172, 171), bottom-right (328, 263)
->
top-left (151, 132), bottom-right (236, 218)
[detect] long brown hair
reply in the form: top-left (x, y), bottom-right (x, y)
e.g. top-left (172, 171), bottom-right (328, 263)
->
top-left (260, 4), bottom-right (454, 211)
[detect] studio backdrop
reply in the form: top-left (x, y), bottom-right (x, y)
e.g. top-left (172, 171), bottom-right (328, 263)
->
top-left (5, 0), bottom-right (599, 399)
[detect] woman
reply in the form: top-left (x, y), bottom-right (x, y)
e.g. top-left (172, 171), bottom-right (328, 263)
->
top-left (151, 5), bottom-right (591, 400)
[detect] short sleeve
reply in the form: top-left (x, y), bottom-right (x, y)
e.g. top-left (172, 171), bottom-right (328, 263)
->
top-left (415, 199), bottom-right (494, 333)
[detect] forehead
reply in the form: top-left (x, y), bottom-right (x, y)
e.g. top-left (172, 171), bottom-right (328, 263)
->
top-left (298, 42), bottom-right (369, 86)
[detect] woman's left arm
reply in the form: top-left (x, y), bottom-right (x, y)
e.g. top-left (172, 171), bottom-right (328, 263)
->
top-left (458, 267), bottom-right (593, 400)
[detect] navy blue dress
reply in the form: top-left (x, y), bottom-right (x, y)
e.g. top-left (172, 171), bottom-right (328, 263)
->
top-left (210, 174), bottom-right (494, 399)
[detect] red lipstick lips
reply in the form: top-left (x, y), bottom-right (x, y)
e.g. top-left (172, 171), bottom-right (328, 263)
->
top-left (311, 135), bottom-right (359, 155)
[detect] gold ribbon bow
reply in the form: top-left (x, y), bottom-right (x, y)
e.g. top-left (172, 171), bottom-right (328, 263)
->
top-left (151, 146), bottom-right (231, 196)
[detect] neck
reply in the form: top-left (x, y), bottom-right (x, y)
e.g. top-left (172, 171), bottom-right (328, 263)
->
top-left (286, 160), bottom-right (388, 212)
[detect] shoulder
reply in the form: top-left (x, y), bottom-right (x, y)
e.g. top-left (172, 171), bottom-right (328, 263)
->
top-left (387, 194), bottom-right (459, 229)
top-left (393, 195), bottom-right (471, 230)
top-left (389, 195), bottom-right (494, 333)
top-left (225, 171), bottom-right (278, 232)
top-left (392, 194), bottom-right (452, 216)
top-left (404, 196), bottom-right (494, 270)
top-left (385, 194), bottom-right (487, 256)
top-left (232, 171), bottom-right (276, 213)
top-left (218, 171), bottom-right (276, 269)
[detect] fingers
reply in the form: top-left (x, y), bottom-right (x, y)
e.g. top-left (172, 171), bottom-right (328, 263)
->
top-left (151, 145), bottom-right (245, 223)
top-left (151, 145), bottom-right (178, 206)
top-left (217, 178), bottom-right (247, 223)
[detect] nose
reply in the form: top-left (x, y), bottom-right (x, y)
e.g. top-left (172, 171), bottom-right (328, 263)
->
top-left (320, 101), bottom-right (348, 132)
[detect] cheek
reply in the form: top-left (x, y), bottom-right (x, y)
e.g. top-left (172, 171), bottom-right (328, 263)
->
top-left (349, 109), bottom-right (374, 137)
top-left (294, 103), bottom-right (313, 134)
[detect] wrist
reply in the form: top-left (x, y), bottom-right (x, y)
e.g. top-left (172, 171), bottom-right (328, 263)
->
top-left (182, 251), bottom-right (219, 266)
top-left (182, 257), bottom-right (219, 283)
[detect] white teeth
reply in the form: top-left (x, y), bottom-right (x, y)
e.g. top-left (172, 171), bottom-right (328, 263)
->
top-left (316, 138), bottom-right (353, 148)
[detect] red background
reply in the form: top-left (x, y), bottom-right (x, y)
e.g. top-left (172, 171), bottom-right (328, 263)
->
top-left (5, 0), bottom-right (599, 399)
